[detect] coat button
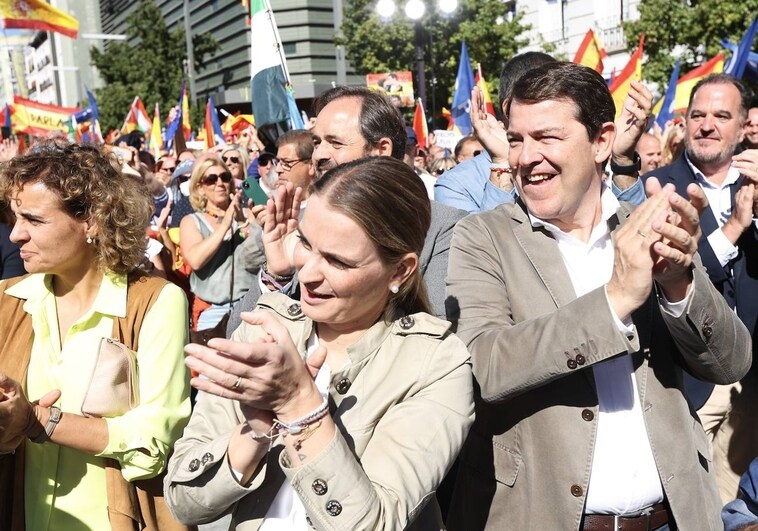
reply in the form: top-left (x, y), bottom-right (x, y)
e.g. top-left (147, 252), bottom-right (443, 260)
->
top-left (581, 409), bottom-right (594, 421)
top-left (566, 359), bottom-right (577, 370)
top-left (312, 479), bottom-right (328, 496)
top-left (188, 458), bottom-right (200, 472)
top-left (287, 303), bottom-right (302, 316)
top-left (201, 452), bottom-right (214, 464)
top-left (570, 484), bottom-right (583, 497)
top-left (399, 315), bottom-right (415, 329)
top-left (703, 324), bottom-right (713, 340)
top-left (575, 354), bottom-right (586, 365)
top-left (335, 378), bottom-right (351, 394)
top-left (325, 500), bottom-right (342, 516)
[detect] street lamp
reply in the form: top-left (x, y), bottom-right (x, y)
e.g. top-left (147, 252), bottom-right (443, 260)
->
top-left (376, 0), bottom-right (458, 111)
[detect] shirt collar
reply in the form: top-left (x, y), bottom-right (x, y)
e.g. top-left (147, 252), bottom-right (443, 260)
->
top-left (5, 271), bottom-right (129, 318)
top-left (528, 183), bottom-right (618, 242)
top-left (685, 151), bottom-right (741, 189)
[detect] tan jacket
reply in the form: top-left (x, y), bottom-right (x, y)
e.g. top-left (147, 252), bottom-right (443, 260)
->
top-left (444, 201), bottom-right (752, 531)
top-left (165, 292), bottom-right (474, 530)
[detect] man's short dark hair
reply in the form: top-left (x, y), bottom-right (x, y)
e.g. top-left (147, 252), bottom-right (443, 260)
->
top-left (312, 86), bottom-right (406, 160)
top-left (276, 129), bottom-right (315, 160)
top-left (498, 52), bottom-right (556, 112)
top-left (688, 73), bottom-right (753, 122)
top-left (506, 62), bottom-right (614, 140)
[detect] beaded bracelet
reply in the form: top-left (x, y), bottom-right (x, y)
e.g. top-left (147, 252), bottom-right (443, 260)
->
top-left (273, 397), bottom-right (329, 436)
top-left (261, 262), bottom-right (294, 289)
top-left (490, 164), bottom-right (512, 175)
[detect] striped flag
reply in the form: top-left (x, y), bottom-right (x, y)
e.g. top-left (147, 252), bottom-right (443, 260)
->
top-left (475, 63), bottom-right (496, 117)
top-left (10, 96), bottom-right (80, 137)
top-left (249, 0), bottom-right (289, 127)
top-left (150, 104), bottom-right (163, 157)
top-left (413, 98), bottom-right (429, 149)
top-left (573, 29), bottom-right (607, 74)
top-left (609, 35), bottom-right (645, 120)
top-left (204, 97), bottom-right (225, 150)
top-left (654, 54), bottom-right (724, 117)
top-left (0, 0), bottom-right (78, 38)
top-left (182, 82), bottom-right (191, 140)
top-left (121, 96), bottom-right (152, 134)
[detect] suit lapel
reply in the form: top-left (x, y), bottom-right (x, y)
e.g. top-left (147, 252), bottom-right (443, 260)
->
top-left (510, 201), bottom-right (577, 308)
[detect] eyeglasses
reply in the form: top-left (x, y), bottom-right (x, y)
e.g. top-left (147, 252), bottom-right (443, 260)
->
top-left (200, 171), bottom-right (233, 186)
top-left (222, 155), bottom-right (240, 164)
top-left (277, 158), bottom-right (306, 171)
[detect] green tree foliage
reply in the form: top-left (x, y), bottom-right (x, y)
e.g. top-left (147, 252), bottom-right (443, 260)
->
top-left (90, 0), bottom-right (219, 133)
top-left (623, 0), bottom-right (758, 88)
top-left (337, 0), bottom-right (529, 122)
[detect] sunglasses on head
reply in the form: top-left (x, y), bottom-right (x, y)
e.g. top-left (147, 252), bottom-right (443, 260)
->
top-left (222, 155), bottom-right (240, 164)
top-left (200, 171), bottom-right (233, 186)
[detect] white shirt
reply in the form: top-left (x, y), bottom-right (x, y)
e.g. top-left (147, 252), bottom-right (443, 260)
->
top-left (685, 153), bottom-right (742, 267)
top-left (259, 333), bottom-right (343, 530)
top-left (530, 186), bottom-right (674, 514)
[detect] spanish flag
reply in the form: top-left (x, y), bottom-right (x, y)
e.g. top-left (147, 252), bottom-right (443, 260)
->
top-left (573, 29), bottom-right (607, 74)
top-left (475, 63), bottom-right (497, 117)
top-left (609, 34), bottom-right (645, 120)
top-left (150, 103), bottom-right (163, 158)
top-left (413, 98), bottom-right (429, 149)
top-left (0, 0), bottom-right (79, 39)
top-left (670, 53), bottom-right (724, 114)
top-left (10, 96), bottom-right (81, 137)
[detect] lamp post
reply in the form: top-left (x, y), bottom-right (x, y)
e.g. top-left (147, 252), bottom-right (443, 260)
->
top-left (376, 0), bottom-right (458, 112)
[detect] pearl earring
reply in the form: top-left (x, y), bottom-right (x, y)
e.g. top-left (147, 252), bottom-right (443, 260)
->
top-left (390, 285), bottom-right (399, 294)
top-left (86, 236), bottom-right (93, 244)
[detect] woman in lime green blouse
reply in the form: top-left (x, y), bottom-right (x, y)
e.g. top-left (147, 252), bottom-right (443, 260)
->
top-left (0, 141), bottom-right (191, 530)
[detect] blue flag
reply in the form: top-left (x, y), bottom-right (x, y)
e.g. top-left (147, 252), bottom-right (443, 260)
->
top-left (287, 87), bottom-right (304, 130)
top-left (655, 60), bottom-right (680, 131)
top-left (73, 87), bottom-right (99, 124)
top-left (451, 41), bottom-right (475, 136)
top-left (724, 15), bottom-right (758, 79)
top-left (722, 38), bottom-right (758, 83)
top-left (164, 81), bottom-right (185, 152)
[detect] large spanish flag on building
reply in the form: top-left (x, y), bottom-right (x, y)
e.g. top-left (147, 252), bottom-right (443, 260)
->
top-left (573, 29), bottom-right (607, 74)
top-left (609, 34), bottom-right (645, 120)
top-left (11, 95), bottom-right (80, 137)
top-left (0, 0), bottom-right (79, 39)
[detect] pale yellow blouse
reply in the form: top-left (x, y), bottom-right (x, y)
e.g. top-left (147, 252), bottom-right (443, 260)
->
top-left (4, 272), bottom-right (191, 531)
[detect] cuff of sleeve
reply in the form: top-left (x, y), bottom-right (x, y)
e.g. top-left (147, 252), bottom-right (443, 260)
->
top-left (98, 417), bottom-right (167, 481)
top-left (257, 269), bottom-right (294, 294)
top-left (657, 275), bottom-right (695, 318)
top-left (708, 228), bottom-right (739, 267)
top-left (281, 431), bottom-right (377, 529)
top-left (602, 286), bottom-right (640, 353)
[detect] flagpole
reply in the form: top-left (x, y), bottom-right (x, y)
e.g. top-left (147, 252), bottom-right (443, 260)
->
top-left (264, 0), bottom-right (291, 84)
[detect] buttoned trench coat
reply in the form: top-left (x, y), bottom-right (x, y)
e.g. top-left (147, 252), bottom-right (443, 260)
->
top-left (444, 200), bottom-right (752, 531)
top-left (165, 292), bottom-right (474, 530)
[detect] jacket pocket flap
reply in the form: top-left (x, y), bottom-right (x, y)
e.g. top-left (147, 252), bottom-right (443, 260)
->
top-left (493, 444), bottom-right (522, 487)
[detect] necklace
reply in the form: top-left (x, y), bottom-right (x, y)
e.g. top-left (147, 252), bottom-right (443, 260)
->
top-left (203, 206), bottom-right (225, 224)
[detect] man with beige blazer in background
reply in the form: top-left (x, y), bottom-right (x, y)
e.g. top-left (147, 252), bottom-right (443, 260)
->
top-left (445, 62), bottom-right (752, 530)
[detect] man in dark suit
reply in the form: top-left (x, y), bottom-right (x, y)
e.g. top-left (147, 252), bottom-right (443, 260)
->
top-left (228, 86), bottom-right (465, 334)
top-left (446, 62), bottom-right (751, 530)
top-left (644, 73), bottom-right (758, 502)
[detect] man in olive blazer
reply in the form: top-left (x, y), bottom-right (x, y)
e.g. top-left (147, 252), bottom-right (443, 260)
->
top-left (445, 62), bottom-right (752, 530)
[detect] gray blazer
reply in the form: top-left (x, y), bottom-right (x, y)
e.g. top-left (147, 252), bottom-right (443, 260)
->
top-left (444, 200), bottom-right (752, 531)
top-left (226, 201), bottom-right (466, 335)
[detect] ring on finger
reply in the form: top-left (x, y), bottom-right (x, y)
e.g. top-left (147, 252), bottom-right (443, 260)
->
top-left (637, 230), bottom-right (648, 238)
top-left (231, 376), bottom-right (243, 390)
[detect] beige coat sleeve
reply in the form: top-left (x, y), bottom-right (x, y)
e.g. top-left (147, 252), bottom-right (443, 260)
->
top-left (280, 330), bottom-right (474, 531)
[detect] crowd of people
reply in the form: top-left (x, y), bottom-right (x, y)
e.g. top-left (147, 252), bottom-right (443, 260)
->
top-left (0, 52), bottom-right (756, 531)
